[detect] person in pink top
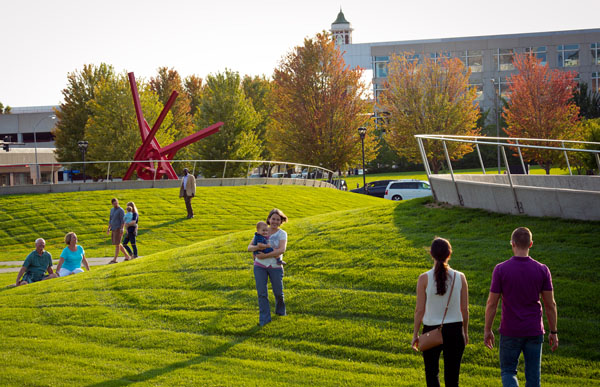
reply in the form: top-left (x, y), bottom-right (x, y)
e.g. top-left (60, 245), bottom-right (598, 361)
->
top-left (484, 227), bottom-right (558, 387)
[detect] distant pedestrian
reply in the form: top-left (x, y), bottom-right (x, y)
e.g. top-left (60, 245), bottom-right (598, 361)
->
top-left (179, 168), bottom-right (196, 219)
top-left (121, 201), bottom-right (139, 258)
top-left (411, 237), bottom-right (469, 387)
top-left (107, 198), bottom-right (130, 264)
top-left (56, 232), bottom-right (90, 276)
top-left (484, 227), bottom-right (558, 387)
top-left (15, 238), bottom-right (57, 286)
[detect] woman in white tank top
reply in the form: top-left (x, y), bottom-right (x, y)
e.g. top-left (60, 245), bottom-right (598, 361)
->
top-left (411, 237), bottom-right (470, 387)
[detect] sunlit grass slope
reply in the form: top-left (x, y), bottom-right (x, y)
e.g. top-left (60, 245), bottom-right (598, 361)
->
top-left (0, 187), bottom-right (599, 386)
top-left (0, 185), bottom-right (383, 262)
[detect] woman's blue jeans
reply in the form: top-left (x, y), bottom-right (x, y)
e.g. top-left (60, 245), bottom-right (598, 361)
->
top-left (499, 334), bottom-right (543, 387)
top-left (253, 265), bottom-right (285, 326)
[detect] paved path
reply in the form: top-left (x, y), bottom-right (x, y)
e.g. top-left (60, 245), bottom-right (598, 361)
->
top-left (0, 257), bottom-right (135, 273)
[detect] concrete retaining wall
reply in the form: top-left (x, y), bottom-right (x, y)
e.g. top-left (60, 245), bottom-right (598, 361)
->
top-left (429, 174), bottom-right (600, 221)
top-left (0, 178), bottom-right (336, 196)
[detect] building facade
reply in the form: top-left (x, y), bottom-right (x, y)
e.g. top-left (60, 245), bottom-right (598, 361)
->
top-left (0, 106), bottom-right (60, 186)
top-left (331, 11), bottom-right (600, 113)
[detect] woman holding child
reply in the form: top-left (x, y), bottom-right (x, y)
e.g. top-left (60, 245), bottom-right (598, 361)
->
top-left (56, 232), bottom-right (90, 277)
top-left (411, 237), bottom-right (469, 387)
top-left (247, 208), bottom-right (288, 326)
top-left (120, 201), bottom-right (139, 259)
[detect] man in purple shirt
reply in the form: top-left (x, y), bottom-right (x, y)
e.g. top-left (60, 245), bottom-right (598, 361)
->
top-left (484, 227), bottom-right (558, 387)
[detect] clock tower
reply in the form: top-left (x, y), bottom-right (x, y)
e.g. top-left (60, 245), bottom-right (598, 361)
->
top-left (330, 8), bottom-right (353, 46)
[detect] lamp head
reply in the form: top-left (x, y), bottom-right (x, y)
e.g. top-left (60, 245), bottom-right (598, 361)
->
top-left (358, 127), bottom-right (367, 138)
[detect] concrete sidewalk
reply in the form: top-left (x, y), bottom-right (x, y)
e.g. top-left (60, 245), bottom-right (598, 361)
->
top-left (0, 257), bottom-right (135, 273)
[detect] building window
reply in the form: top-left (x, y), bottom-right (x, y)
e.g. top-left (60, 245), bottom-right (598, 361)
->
top-left (469, 83), bottom-right (483, 101)
top-left (558, 44), bottom-right (579, 67)
top-left (592, 43), bottom-right (600, 65)
top-left (593, 73), bottom-right (600, 92)
top-left (373, 56), bottom-right (389, 78)
top-left (2, 133), bottom-right (18, 142)
top-left (22, 132), bottom-right (54, 143)
top-left (496, 49), bottom-right (515, 71)
top-left (460, 50), bottom-right (483, 72)
top-left (525, 46), bottom-right (547, 66)
top-left (374, 83), bottom-right (387, 102)
top-left (430, 52), bottom-right (451, 63)
top-left (492, 77), bottom-right (511, 99)
top-left (407, 53), bottom-right (420, 64)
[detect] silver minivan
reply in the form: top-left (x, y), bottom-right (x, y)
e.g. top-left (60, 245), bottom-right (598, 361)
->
top-left (383, 180), bottom-right (432, 201)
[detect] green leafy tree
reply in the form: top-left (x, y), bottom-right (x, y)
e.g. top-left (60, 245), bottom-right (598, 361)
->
top-left (53, 64), bottom-right (114, 162)
top-left (84, 73), bottom-right (175, 177)
top-left (377, 53), bottom-right (481, 174)
top-left (242, 75), bottom-right (273, 160)
top-left (269, 32), bottom-right (377, 172)
top-left (150, 67), bottom-right (195, 168)
top-left (193, 69), bottom-right (262, 177)
top-left (0, 102), bottom-right (11, 114)
top-left (184, 75), bottom-right (203, 118)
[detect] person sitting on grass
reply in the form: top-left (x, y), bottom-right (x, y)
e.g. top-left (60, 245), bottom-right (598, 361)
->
top-left (15, 238), bottom-right (57, 286)
top-left (56, 232), bottom-right (90, 277)
top-left (251, 221), bottom-right (286, 266)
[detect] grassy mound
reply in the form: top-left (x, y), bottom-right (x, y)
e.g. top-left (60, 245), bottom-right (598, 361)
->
top-left (0, 186), bottom-right (598, 386)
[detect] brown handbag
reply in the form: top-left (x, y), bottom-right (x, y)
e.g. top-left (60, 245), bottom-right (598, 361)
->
top-left (418, 272), bottom-right (456, 351)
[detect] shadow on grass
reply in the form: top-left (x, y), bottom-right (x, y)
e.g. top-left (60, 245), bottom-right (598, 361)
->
top-left (86, 324), bottom-right (262, 387)
top-left (143, 216), bottom-right (188, 232)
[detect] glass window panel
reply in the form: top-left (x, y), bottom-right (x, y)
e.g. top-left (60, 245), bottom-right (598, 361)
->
top-left (558, 44), bottom-right (580, 67)
top-left (375, 62), bottom-right (388, 78)
top-left (592, 43), bottom-right (600, 65)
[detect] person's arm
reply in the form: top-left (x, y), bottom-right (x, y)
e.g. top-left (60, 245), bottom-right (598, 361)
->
top-left (55, 257), bottom-right (65, 274)
top-left (541, 290), bottom-right (558, 352)
top-left (82, 254), bottom-right (90, 271)
top-left (47, 265), bottom-right (55, 275)
top-left (484, 292), bottom-right (501, 349)
top-left (460, 273), bottom-right (469, 346)
top-left (118, 210), bottom-right (125, 231)
top-left (411, 274), bottom-right (427, 351)
top-left (255, 239), bottom-right (287, 259)
top-left (15, 266), bottom-right (27, 286)
top-left (248, 243), bottom-right (269, 252)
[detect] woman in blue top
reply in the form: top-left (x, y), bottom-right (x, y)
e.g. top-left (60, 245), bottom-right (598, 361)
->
top-left (56, 232), bottom-right (90, 277)
top-left (120, 201), bottom-right (139, 259)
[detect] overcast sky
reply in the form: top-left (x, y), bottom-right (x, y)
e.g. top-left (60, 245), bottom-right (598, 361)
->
top-left (1, 0), bottom-right (598, 107)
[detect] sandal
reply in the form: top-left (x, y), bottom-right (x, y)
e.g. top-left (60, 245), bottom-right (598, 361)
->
top-left (107, 260), bottom-right (118, 264)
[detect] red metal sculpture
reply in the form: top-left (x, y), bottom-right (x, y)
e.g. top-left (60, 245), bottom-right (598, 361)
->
top-left (123, 72), bottom-right (223, 180)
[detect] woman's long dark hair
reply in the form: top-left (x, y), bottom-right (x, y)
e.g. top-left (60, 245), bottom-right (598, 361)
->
top-left (430, 237), bottom-right (452, 295)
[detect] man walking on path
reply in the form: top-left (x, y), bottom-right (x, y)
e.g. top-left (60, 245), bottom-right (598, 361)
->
top-left (107, 198), bottom-right (129, 264)
top-left (484, 227), bottom-right (558, 387)
top-left (16, 238), bottom-right (57, 286)
top-left (179, 168), bottom-right (196, 219)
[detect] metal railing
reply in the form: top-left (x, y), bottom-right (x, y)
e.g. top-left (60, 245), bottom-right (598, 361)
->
top-left (0, 159), bottom-right (338, 186)
top-left (414, 134), bottom-right (600, 212)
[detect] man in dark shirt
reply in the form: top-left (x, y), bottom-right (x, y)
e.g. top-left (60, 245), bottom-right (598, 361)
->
top-left (484, 227), bottom-right (558, 386)
top-left (16, 238), bottom-right (57, 286)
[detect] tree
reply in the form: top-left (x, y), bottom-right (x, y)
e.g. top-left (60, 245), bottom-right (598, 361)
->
top-left (268, 32), bottom-right (377, 172)
top-left (378, 54), bottom-right (480, 174)
top-left (572, 82), bottom-right (600, 119)
top-left (53, 64), bottom-right (115, 162)
top-left (503, 53), bottom-right (582, 174)
top-left (242, 75), bottom-right (273, 160)
top-left (150, 67), bottom-right (195, 167)
top-left (184, 75), bottom-right (203, 118)
top-left (0, 102), bottom-right (11, 114)
top-left (193, 69), bottom-right (262, 178)
top-left (84, 72), bottom-right (176, 177)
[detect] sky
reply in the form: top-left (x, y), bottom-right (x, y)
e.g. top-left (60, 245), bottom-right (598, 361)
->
top-left (1, 0), bottom-right (598, 107)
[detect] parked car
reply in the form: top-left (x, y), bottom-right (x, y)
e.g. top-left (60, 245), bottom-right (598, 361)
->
top-left (272, 172), bottom-right (286, 178)
top-left (383, 180), bottom-right (432, 201)
top-left (350, 180), bottom-right (395, 198)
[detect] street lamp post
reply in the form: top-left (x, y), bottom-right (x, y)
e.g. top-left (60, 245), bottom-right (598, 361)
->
top-left (33, 115), bottom-right (56, 184)
top-left (78, 141), bottom-right (89, 183)
top-left (358, 126), bottom-right (367, 190)
top-left (490, 78), bottom-right (501, 174)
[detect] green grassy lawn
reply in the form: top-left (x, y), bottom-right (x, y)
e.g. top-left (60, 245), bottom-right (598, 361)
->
top-left (0, 186), bottom-right (599, 386)
top-left (344, 166), bottom-right (569, 189)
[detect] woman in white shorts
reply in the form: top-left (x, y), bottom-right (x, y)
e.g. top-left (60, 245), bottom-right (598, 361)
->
top-left (56, 232), bottom-right (90, 277)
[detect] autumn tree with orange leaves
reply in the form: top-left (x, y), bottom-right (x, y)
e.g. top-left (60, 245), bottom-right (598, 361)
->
top-left (377, 54), bottom-right (480, 174)
top-left (503, 53), bottom-right (582, 174)
top-left (268, 32), bottom-right (377, 172)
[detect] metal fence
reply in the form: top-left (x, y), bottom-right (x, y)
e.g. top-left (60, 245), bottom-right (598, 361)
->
top-left (2, 159), bottom-right (338, 185)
